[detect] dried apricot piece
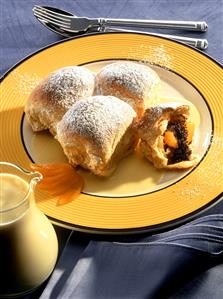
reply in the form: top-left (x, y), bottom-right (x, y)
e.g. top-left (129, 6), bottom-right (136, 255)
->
top-left (164, 131), bottom-right (178, 148)
top-left (186, 122), bottom-right (195, 144)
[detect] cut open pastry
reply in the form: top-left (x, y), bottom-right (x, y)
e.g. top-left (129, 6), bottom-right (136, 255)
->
top-left (95, 61), bottom-right (160, 118)
top-left (56, 95), bottom-right (138, 176)
top-left (25, 66), bottom-right (95, 135)
top-left (136, 104), bottom-right (198, 169)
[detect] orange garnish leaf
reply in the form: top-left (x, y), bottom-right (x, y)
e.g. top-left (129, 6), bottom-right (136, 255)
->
top-left (31, 163), bottom-right (84, 204)
top-left (31, 164), bottom-right (72, 177)
top-left (57, 189), bottom-right (82, 206)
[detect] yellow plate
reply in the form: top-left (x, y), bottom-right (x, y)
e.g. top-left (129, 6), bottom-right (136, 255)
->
top-left (0, 33), bottom-right (222, 234)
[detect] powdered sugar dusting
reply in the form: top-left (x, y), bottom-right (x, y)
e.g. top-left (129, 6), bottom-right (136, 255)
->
top-left (96, 61), bottom-right (159, 100)
top-left (148, 45), bottom-right (172, 69)
top-left (11, 71), bottom-right (42, 95)
top-left (172, 182), bottom-right (206, 202)
top-left (126, 44), bottom-right (173, 70)
top-left (211, 135), bottom-right (223, 152)
top-left (57, 95), bottom-right (136, 150)
top-left (196, 135), bottom-right (223, 187)
top-left (43, 66), bottom-right (95, 109)
top-left (144, 106), bottom-right (167, 124)
top-left (172, 135), bottom-right (223, 201)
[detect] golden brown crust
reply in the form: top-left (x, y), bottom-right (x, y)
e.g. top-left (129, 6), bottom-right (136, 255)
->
top-left (25, 79), bottom-right (66, 135)
top-left (56, 96), bottom-right (138, 176)
top-left (25, 66), bottom-right (95, 135)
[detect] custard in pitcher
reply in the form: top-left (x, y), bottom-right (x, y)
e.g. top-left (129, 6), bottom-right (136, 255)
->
top-left (0, 163), bottom-right (58, 298)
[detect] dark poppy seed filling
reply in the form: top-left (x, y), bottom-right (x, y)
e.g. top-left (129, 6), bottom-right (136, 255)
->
top-left (165, 118), bottom-right (192, 164)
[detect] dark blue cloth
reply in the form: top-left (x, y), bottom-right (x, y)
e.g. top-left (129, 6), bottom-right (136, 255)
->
top-left (40, 215), bottom-right (223, 299)
top-left (1, 1), bottom-right (223, 298)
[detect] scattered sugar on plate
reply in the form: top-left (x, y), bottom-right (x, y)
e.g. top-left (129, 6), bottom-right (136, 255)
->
top-left (172, 135), bottom-right (223, 201)
top-left (11, 71), bottom-right (42, 96)
top-left (126, 44), bottom-right (174, 70)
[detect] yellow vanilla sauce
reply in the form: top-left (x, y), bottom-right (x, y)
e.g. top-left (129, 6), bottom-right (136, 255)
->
top-left (28, 61), bottom-right (200, 197)
top-left (0, 174), bottom-right (28, 211)
top-left (0, 174), bottom-right (58, 295)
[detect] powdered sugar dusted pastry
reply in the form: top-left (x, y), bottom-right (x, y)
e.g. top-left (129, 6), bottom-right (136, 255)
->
top-left (57, 95), bottom-right (138, 176)
top-left (136, 104), bottom-right (198, 169)
top-left (95, 61), bottom-right (160, 118)
top-left (25, 66), bottom-right (95, 135)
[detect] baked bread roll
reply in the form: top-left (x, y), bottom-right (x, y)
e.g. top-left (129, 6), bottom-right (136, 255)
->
top-left (25, 66), bottom-right (95, 135)
top-left (95, 61), bottom-right (160, 118)
top-left (136, 104), bottom-right (198, 169)
top-left (56, 95), bottom-right (138, 176)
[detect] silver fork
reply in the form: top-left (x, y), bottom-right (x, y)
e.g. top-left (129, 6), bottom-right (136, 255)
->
top-left (33, 6), bottom-right (208, 50)
top-left (33, 5), bottom-right (208, 32)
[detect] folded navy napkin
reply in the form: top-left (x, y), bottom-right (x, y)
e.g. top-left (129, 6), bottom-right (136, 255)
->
top-left (40, 215), bottom-right (223, 299)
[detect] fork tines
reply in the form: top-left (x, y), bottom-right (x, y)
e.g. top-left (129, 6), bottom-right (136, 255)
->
top-left (33, 5), bottom-right (71, 29)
